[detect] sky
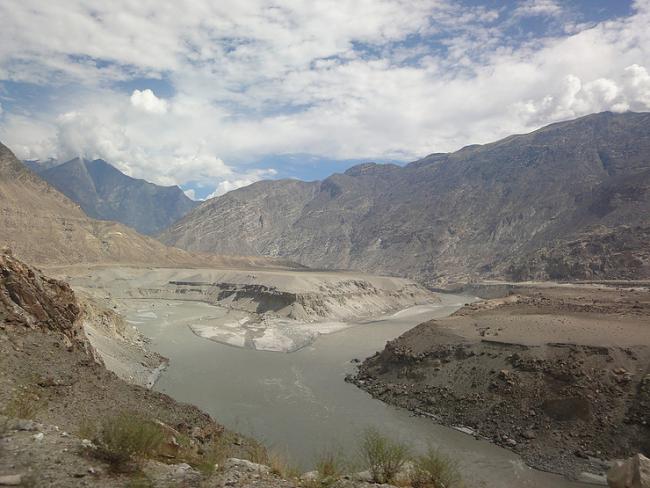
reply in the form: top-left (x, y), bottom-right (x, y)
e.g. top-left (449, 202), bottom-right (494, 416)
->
top-left (0, 0), bottom-right (649, 200)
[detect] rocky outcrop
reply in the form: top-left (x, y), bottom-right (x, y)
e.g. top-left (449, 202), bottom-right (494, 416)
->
top-left (0, 248), bottom-right (167, 383)
top-left (0, 248), bottom-right (82, 346)
top-left (37, 158), bottom-right (198, 236)
top-left (608, 454), bottom-right (650, 488)
top-left (160, 112), bottom-right (650, 286)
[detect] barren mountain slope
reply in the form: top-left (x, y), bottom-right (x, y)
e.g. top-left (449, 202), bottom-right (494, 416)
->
top-left (38, 157), bottom-right (198, 235)
top-left (0, 142), bottom-right (290, 269)
top-left (160, 112), bottom-right (650, 285)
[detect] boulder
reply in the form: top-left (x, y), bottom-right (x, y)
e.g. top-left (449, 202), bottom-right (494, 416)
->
top-left (300, 471), bottom-right (319, 482)
top-left (607, 454), bottom-right (650, 488)
top-left (0, 475), bottom-right (23, 486)
top-left (142, 461), bottom-right (201, 488)
top-left (223, 458), bottom-right (271, 475)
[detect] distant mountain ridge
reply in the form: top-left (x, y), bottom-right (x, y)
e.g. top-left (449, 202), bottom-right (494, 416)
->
top-left (30, 157), bottom-right (197, 235)
top-left (0, 142), bottom-right (295, 269)
top-left (159, 111), bottom-right (650, 285)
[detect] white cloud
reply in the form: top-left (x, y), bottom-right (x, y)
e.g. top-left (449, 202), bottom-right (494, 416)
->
top-left (623, 64), bottom-right (650, 109)
top-left (130, 89), bottom-right (168, 114)
top-left (0, 0), bottom-right (649, 189)
top-left (206, 179), bottom-right (256, 199)
top-left (183, 188), bottom-right (197, 200)
top-left (206, 168), bottom-right (278, 198)
top-left (513, 0), bottom-right (562, 18)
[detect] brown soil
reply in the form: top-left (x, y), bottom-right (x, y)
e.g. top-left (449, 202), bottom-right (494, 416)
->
top-left (350, 283), bottom-right (650, 480)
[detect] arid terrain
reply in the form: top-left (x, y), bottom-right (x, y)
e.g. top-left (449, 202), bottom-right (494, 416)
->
top-left (160, 112), bottom-right (650, 287)
top-left (4, 249), bottom-right (439, 487)
top-left (351, 282), bottom-right (650, 481)
top-left (0, 142), bottom-right (296, 270)
top-left (58, 265), bottom-right (437, 353)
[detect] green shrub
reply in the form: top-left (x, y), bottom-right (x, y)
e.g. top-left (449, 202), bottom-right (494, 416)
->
top-left (93, 413), bottom-right (164, 470)
top-left (358, 427), bottom-right (410, 483)
top-left (411, 447), bottom-right (464, 488)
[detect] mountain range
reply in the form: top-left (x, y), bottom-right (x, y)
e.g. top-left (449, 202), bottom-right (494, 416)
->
top-left (27, 157), bottom-right (197, 235)
top-left (159, 111), bottom-right (650, 285)
top-left (0, 142), bottom-right (291, 269)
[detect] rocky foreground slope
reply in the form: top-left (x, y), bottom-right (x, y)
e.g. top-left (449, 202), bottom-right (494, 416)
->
top-left (160, 112), bottom-right (650, 286)
top-left (35, 157), bottom-right (198, 236)
top-left (350, 283), bottom-right (650, 480)
top-left (0, 142), bottom-right (293, 270)
top-left (0, 248), bottom-right (232, 485)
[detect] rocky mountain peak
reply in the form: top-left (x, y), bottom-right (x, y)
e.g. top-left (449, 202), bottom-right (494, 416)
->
top-left (37, 156), bottom-right (198, 235)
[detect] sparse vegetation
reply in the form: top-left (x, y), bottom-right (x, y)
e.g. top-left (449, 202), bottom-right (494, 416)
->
top-left (77, 417), bottom-right (98, 440)
top-left (411, 446), bottom-right (464, 488)
top-left (91, 413), bottom-right (165, 471)
top-left (2, 383), bottom-right (43, 419)
top-left (358, 427), bottom-right (410, 484)
top-left (316, 449), bottom-right (344, 479)
top-left (188, 432), bottom-right (236, 475)
top-left (268, 449), bottom-right (301, 479)
top-left (243, 437), bottom-right (270, 465)
top-left (126, 473), bottom-right (155, 488)
top-left (298, 449), bottom-right (347, 488)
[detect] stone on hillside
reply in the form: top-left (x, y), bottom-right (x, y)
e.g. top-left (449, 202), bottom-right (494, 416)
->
top-left (300, 471), bottom-right (319, 482)
top-left (607, 454), bottom-right (650, 488)
top-left (0, 474), bottom-right (23, 486)
top-left (223, 458), bottom-right (271, 475)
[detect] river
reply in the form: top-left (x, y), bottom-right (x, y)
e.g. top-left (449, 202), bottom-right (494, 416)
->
top-left (122, 293), bottom-right (591, 488)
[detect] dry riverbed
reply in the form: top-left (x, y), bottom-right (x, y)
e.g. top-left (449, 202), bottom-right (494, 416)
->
top-left (59, 265), bottom-right (438, 353)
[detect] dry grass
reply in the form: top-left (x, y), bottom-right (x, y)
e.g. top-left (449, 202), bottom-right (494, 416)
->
top-left (90, 413), bottom-right (165, 471)
top-left (188, 432), bottom-right (236, 475)
top-left (358, 427), bottom-right (410, 484)
top-left (268, 450), bottom-right (301, 479)
top-left (243, 437), bottom-right (270, 465)
top-left (410, 447), bottom-right (464, 488)
top-left (2, 383), bottom-right (43, 419)
top-left (315, 450), bottom-right (344, 479)
top-left (77, 417), bottom-right (98, 440)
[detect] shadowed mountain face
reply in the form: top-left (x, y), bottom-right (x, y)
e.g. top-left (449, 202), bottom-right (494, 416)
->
top-left (23, 158), bottom-right (60, 173)
top-left (160, 112), bottom-right (650, 285)
top-left (33, 158), bottom-right (198, 235)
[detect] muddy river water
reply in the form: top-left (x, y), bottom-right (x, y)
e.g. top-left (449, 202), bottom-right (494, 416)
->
top-left (122, 293), bottom-right (592, 488)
